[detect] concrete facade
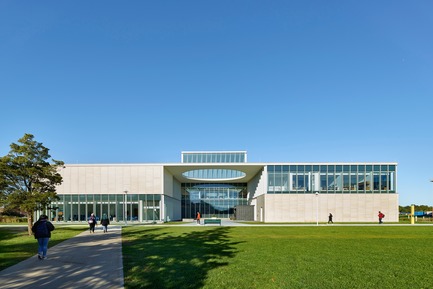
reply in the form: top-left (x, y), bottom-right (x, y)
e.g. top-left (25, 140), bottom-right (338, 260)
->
top-left (260, 194), bottom-right (398, 223)
top-left (54, 153), bottom-right (398, 223)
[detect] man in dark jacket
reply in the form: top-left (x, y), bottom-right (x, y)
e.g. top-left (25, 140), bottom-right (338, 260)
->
top-left (31, 214), bottom-right (55, 260)
top-left (100, 213), bottom-right (110, 233)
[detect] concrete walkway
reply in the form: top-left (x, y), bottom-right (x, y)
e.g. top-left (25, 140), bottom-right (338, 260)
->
top-left (0, 226), bottom-right (124, 289)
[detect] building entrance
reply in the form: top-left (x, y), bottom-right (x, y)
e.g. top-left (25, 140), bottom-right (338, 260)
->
top-left (181, 183), bottom-right (247, 219)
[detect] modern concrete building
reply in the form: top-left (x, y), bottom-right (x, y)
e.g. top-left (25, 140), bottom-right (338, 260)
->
top-left (54, 151), bottom-right (398, 223)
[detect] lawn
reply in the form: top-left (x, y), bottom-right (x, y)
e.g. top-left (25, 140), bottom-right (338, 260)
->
top-left (0, 225), bottom-right (86, 271)
top-left (122, 226), bottom-right (433, 289)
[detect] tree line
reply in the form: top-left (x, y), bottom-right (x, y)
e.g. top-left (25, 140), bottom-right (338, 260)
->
top-left (399, 205), bottom-right (432, 213)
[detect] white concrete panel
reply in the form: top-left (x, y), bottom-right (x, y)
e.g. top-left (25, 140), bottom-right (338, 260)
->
top-left (255, 195), bottom-right (265, 221)
top-left (263, 194), bottom-right (398, 223)
top-left (85, 168), bottom-right (94, 193)
top-left (247, 168), bottom-right (265, 200)
top-left (130, 166), bottom-right (139, 193)
top-left (107, 167), bottom-right (115, 193)
top-left (93, 167), bottom-right (101, 194)
top-left (57, 164), bottom-right (164, 195)
top-left (100, 167), bottom-right (108, 193)
top-left (121, 166), bottom-right (131, 193)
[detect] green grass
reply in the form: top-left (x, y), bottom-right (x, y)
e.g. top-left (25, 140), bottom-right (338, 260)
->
top-left (2, 225), bottom-right (432, 288)
top-left (122, 226), bottom-right (433, 289)
top-left (0, 225), bottom-right (85, 271)
top-left (399, 216), bottom-right (433, 223)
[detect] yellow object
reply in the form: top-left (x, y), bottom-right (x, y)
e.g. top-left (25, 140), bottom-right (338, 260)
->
top-left (410, 204), bottom-right (415, 224)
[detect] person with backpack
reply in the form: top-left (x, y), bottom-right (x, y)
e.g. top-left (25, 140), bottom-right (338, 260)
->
top-left (378, 211), bottom-right (385, 224)
top-left (100, 213), bottom-right (110, 233)
top-left (31, 214), bottom-right (55, 260)
top-left (88, 213), bottom-right (97, 233)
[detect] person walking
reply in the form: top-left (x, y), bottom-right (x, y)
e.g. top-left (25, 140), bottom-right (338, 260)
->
top-left (328, 213), bottom-right (333, 224)
top-left (100, 213), bottom-right (110, 233)
top-left (88, 213), bottom-right (97, 233)
top-left (31, 214), bottom-right (55, 260)
top-left (378, 211), bottom-right (385, 224)
top-left (196, 212), bottom-right (201, 225)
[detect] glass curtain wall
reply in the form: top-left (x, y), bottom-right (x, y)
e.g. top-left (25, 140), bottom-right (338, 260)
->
top-left (267, 164), bottom-right (396, 194)
top-left (141, 194), bottom-right (161, 222)
top-left (181, 183), bottom-right (247, 219)
top-left (54, 194), bottom-right (161, 222)
top-left (182, 152), bottom-right (247, 163)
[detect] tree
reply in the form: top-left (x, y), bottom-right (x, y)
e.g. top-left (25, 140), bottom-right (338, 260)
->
top-left (399, 205), bottom-right (432, 214)
top-left (0, 134), bottom-right (64, 235)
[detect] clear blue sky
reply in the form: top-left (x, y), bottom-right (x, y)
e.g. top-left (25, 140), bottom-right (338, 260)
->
top-left (1, 1), bottom-right (432, 206)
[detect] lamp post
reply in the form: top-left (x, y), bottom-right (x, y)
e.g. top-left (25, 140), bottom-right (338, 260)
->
top-left (124, 190), bottom-right (128, 225)
top-left (315, 192), bottom-right (319, 226)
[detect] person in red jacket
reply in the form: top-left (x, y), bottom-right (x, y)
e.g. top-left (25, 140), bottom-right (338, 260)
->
top-left (378, 211), bottom-right (385, 224)
top-left (196, 212), bottom-right (201, 225)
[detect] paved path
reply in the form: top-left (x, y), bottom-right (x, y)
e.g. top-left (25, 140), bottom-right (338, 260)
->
top-left (0, 226), bottom-right (124, 289)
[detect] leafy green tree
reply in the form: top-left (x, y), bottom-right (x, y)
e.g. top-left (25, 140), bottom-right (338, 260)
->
top-left (399, 205), bottom-right (432, 214)
top-left (0, 134), bottom-right (64, 235)
top-left (399, 206), bottom-right (411, 213)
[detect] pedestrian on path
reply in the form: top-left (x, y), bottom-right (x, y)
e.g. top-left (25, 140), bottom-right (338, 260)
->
top-left (31, 214), bottom-right (55, 260)
top-left (378, 211), bottom-right (385, 224)
top-left (100, 213), bottom-right (110, 233)
top-left (88, 213), bottom-right (97, 233)
top-left (196, 212), bottom-right (201, 225)
top-left (328, 213), bottom-right (333, 224)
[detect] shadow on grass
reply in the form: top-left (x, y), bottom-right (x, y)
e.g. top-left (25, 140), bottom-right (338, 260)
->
top-left (123, 227), bottom-right (241, 289)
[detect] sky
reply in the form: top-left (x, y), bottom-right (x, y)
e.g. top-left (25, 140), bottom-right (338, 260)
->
top-left (1, 1), bottom-right (432, 206)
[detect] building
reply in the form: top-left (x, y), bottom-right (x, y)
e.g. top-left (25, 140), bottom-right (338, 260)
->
top-left (54, 151), bottom-right (398, 223)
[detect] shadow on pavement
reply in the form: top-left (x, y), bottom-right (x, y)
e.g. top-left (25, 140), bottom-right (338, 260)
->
top-left (0, 227), bottom-right (123, 289)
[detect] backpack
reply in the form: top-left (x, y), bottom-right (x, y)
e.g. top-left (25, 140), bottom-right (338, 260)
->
top-left (36, 221), bottom-right (48, 236)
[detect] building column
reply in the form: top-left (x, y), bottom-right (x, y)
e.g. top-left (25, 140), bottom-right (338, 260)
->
top-left (161, 194), bottom-right (165, 222)
top-left (139, 200), bottom-right (143, 222)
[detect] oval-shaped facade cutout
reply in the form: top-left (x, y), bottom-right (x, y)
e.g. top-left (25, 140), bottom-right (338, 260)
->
top-left (182, 169), bottom-right (246, 181)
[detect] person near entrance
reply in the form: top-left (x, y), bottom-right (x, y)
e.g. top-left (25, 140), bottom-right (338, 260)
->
top-left (100, 213), bottom-right (110, 233)
top-left (196, 212), bottom-right (201, 225)
top-left (88, 213), bottom-right (97, 233)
